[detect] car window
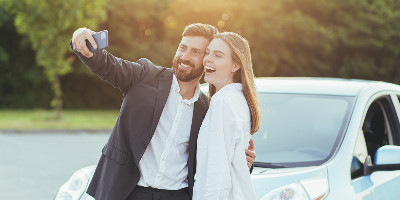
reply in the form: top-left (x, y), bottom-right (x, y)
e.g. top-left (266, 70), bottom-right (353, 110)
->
top-left (253, 93), bottom-right (354, 167)
top-left (393, 95), bottom-right (400, 144)
top-left (351, 95), bottom-right (400, 179)
top-left (362, 96), bottom-right (399, 162)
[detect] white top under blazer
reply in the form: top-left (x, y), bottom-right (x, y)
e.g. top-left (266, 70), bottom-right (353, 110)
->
top-left (137, 74), bottom-right (200, 189)
top-left (193, 83), bottom-right (258, 200)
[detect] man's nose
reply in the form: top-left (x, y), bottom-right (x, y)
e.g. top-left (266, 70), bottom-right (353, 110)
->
top-left (181, 51), bottom-right (190, 60)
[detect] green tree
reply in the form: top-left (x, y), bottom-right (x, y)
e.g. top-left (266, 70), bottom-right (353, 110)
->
top-left (0, 8), bottom-right (53, 108)
top-left (1, 0), bottom-right (107, 118)
top-left (3, 0), bottom-right (400, 110)
top-left (260, 0), bottom-right (400, 81)
top-left (99, 0), bottom-right (174, 67)
top-left (163, 0), bottom-right (400, 83)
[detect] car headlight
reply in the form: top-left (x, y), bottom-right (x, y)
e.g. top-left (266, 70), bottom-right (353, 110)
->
top-left (261, 177), bottom-right (329, 200)
top-left (55, 166), bottom-right (95, 200)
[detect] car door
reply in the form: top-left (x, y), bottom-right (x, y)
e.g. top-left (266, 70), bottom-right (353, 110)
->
top-left (352, 94), bottom-right (400, 199)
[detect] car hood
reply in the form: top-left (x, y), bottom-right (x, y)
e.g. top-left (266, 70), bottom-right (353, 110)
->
top-left (251, 165), bottom-right (328, 199)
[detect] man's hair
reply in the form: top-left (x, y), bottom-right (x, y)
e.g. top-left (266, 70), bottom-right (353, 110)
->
top-left (182, 23), bottom-right (218, 40)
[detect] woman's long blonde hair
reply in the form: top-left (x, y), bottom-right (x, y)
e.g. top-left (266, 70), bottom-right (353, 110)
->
top-left (208, 32), bottom-right (260, 135)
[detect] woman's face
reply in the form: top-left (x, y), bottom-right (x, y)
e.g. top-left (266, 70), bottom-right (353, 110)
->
top-left (203, 38), bottom-right (239, 91)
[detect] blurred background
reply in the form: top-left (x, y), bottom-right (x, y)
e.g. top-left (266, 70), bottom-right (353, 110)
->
top-left (1, 0), bottom-right (400, 113)
top-left (1, 0), bottom-right (400, 199)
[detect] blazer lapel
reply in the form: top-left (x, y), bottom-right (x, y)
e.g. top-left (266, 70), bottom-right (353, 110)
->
top-left (189, 93), bottom-right (209, 159)
top-left (189, 100), bottom-right (206, 155)
top-left (150, 69), bottom-right (173, 135)
top-left (187, 93), bottom-right (208, 196)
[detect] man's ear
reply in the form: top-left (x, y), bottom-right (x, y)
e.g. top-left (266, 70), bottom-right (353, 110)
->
top-left (232, 63), bottom-right (241, 72)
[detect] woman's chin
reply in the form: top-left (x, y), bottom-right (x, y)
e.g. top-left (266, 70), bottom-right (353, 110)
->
top-left (204, 76), bottom-right (213, 84)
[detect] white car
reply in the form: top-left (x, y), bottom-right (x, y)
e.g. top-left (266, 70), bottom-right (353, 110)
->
top-left (56, 78), bottom-right (400, 200)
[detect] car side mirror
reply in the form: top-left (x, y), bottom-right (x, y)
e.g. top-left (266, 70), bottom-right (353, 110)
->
top-left (363, 145), bottom-right (400, 176)
top-left (374, 145), bottom-right (400, 165)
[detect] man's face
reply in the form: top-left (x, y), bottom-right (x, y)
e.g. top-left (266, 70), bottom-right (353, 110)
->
top-left (173, 36), bottom-right (210, 82)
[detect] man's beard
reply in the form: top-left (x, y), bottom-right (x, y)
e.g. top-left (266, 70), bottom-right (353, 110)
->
top-left (172, 57), bottom-right (204, 82)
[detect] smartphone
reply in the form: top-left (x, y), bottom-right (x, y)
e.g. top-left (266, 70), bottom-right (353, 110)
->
top-left (86, 30), bottom-right (108, 52)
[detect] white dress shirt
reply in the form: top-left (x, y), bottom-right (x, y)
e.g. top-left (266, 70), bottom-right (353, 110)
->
top-left (193, 83), bottom-right (258, 200)
top-left (137, 74), bottom-right (200, 190)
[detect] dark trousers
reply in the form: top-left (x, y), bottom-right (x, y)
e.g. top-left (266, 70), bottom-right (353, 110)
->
top-left (126, 186), bottom-right (191, 200)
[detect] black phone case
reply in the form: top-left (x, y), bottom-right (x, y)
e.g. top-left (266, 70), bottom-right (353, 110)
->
top-left (86, 30), bottom-right (108, 52)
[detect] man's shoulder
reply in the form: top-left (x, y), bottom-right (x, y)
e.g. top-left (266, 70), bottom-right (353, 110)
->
top-left (136, 58), bottom-right (173, 79)
top-left (136, 58), bottom-right (169, 71)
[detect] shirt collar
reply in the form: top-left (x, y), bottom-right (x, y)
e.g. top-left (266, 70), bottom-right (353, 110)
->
top-left (172, 74), bottom-right (200, 105)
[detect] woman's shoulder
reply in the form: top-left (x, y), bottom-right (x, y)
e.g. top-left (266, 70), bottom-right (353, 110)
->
top-left (213, 83), bottom-right (243, 97)
top-left (211, 84), bottom-right (247, 109)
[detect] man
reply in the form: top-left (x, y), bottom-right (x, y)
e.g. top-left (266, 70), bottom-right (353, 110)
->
top-left (71, 23), bottom-right (256, 200)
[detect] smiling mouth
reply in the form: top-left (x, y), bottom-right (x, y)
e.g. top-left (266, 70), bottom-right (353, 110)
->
top-left (179, 63), bottom-right (191, 69)
top-left (205, 65), bottom-right (216, 73)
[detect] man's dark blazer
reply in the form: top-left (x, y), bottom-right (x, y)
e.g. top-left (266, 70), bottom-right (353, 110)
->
top-left (73, 49), bottom-right (209, 200)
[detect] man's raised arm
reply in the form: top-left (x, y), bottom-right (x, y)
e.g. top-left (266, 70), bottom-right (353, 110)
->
top-left (71, 28), bottom-right (147, 94)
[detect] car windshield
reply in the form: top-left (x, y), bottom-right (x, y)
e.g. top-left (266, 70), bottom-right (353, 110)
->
top-left (253, 93), bottom-right (354, 168)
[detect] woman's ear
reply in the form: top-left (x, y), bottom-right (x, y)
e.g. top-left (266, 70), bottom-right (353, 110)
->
top-left (232, 63), bottom-right (241, 72)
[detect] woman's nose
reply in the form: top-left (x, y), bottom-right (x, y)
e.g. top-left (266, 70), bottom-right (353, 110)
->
top-left (204, 54), bottom-right (212, 64)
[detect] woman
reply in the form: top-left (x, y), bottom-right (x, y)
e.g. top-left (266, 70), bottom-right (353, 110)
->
top-left (193, 32), bottom-right (260, 200)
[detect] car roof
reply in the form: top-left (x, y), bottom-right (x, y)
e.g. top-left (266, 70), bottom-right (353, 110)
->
top-left (254, 77), bottom-right (400, 96)
top-left (200, 77), bottom-right (400, 96)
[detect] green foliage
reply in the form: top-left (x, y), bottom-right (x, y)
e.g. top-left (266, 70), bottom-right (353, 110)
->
top-left (99, 0), bottom-right (174, 67)
top-left (161, 0), bottom-right (400, 83)
top-left (0, 8), bottom-right (53, 108)
top-left (60, 67), bottom-right (122, 109)
top-left (2, 0), bottom-right (400, 109)
top-left (0, 0), bottom-right (107, 113)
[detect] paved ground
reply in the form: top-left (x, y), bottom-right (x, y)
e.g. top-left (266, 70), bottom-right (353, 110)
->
top-left (0, 132), bottom-right (109, 200)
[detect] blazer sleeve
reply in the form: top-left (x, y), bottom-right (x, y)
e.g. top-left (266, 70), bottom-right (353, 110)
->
top-left (71, 42), bottom-right (147, 95)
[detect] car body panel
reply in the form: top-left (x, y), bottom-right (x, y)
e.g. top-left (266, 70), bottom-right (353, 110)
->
top-left (251, 166), bottom-right (328, 198)
top-left (250, 78), bottom-right (400, 199)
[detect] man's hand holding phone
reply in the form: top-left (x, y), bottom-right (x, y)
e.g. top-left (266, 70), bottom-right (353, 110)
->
top-left (72, 28), bottom-right (108, 58)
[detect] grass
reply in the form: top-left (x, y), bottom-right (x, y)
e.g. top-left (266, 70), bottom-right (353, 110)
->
top-left (0, 109), bottom-right (120, 130)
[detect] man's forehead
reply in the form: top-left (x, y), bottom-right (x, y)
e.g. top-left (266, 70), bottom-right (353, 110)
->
top-left (180, 36), bottom-right (210, 49)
